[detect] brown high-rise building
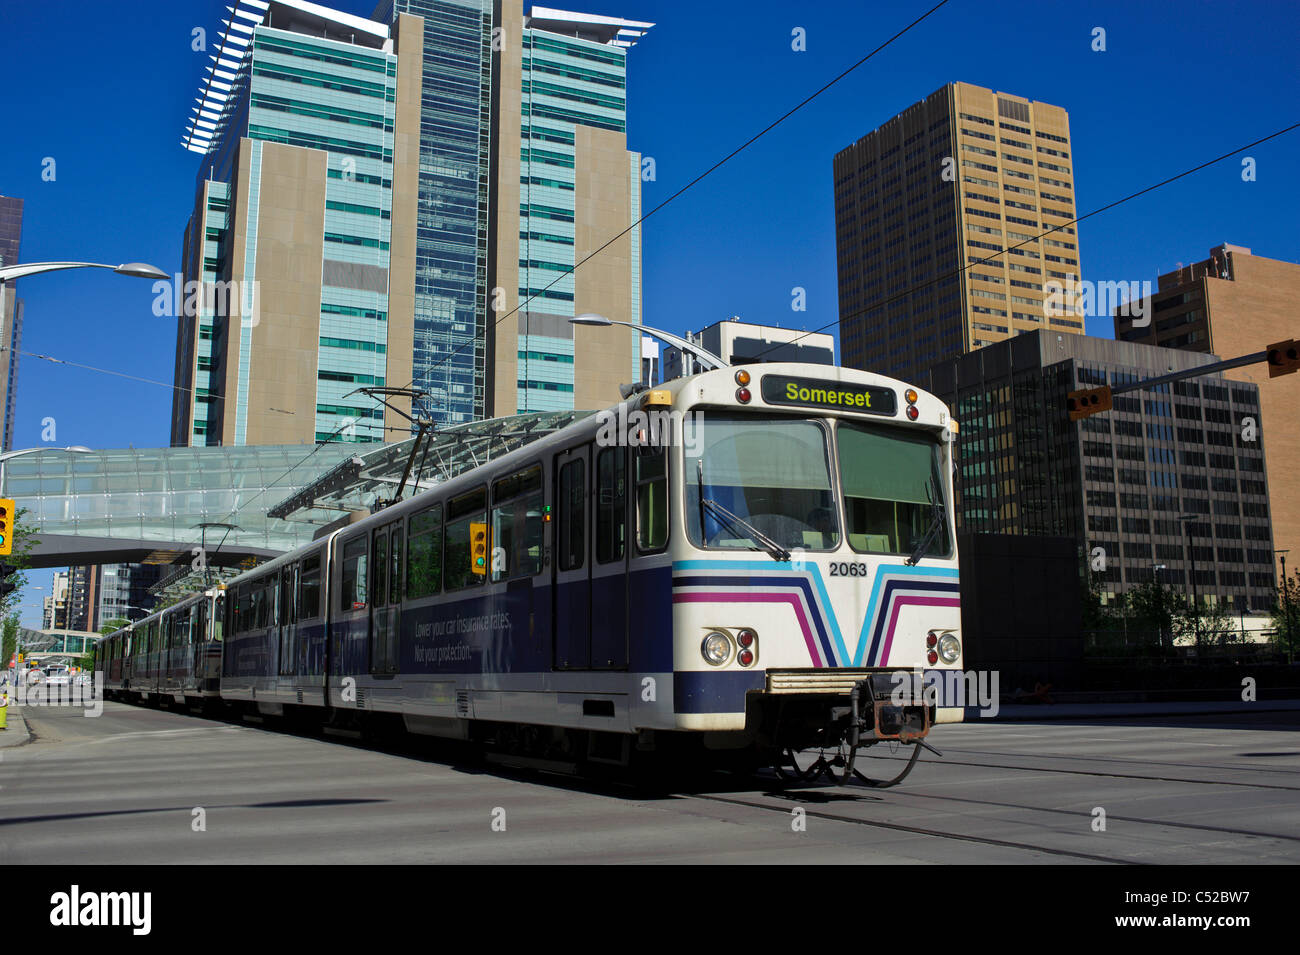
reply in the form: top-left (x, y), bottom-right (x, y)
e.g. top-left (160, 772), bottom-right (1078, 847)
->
top-left (835, 82), bottom-right (1084, 383)
top-left (1115, 243), bottom-right (1300, 567)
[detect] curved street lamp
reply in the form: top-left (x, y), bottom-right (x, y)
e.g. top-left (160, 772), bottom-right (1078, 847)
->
top-left (0, 262), bottom-right (169, 354)
top-left (0, 262), bottom-right (169, 283)
top-left (569, 313), bottom-right (728, 375)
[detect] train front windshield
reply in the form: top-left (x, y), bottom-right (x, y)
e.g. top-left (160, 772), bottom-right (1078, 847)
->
top-left (685, 413), bottom-right (840, 552)
top-left (837, 421), bottom-right (950, 560)
top-left (684, 411), bottom-right (951, 560)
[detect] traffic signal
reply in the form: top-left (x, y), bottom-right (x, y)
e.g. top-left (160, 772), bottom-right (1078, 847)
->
top-left (1066, 386), bottom-right (1113, 421)
top-left (0, 562), bottom-right (18, 603)
top-left (470, 522), bottom-right (489, 576)
top-left (1267, 339), bottom-right (1299, 378)
top-left (0, 498), bottom-right (12, 556)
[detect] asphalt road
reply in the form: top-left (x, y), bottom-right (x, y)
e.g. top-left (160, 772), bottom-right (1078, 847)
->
top-left (3, 700), bottom-right (1298, 864)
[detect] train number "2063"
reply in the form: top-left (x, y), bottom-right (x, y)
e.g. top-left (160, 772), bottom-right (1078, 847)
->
top-left (828, 562), bottom-right (870, 577)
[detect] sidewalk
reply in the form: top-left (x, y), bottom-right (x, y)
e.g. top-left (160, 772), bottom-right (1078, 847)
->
top-left (0, 704), bottom-right (30, 747)
top-left (967, 699), bottom-right (1300, 722)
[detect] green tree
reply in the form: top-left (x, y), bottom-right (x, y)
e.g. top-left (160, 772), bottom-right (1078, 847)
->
top-left (1125, 579), bottom-right (1176, 650)
top-left (2, 613), bottom-right (17, 670)
top-left (1, 506), bottom-right (38, 619)
top-left (1271, 568), bottom-right (1300, 658)
top-left (1173, 598), bottom-right (1235, 649)
top-left (99, 617), bottom-right (131, 636)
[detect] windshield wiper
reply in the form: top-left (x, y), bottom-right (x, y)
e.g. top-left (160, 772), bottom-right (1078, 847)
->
top-left (905, 479), bottom-right (947, 566)
top-left (700, 496), bottom-right (791, 562)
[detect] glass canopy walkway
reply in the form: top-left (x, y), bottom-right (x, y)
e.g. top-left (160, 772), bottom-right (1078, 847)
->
top-left (5, 411), bottom-right (592, 569)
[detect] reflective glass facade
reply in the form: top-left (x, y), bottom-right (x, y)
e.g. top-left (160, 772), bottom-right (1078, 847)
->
top-left (383, 0), bottom-right (494, 427)
top-left (925, 331), bottom-right (1275, 611)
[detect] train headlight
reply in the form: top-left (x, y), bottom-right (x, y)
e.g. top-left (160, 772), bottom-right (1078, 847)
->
top-left (938, 633), bottom-right (961, 664)
top-left (702, 631), bottom-right (732, 666)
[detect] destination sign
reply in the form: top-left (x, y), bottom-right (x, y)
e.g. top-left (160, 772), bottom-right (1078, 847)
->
top-left (760, 375), bottom-right (897, 416)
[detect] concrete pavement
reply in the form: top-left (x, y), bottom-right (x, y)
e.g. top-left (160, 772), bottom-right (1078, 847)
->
top-left (3, 700), bottom-right (1298, 863)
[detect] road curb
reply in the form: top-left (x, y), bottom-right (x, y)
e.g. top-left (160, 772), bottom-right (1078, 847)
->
top-left (0, 705), bottom-right (31, 748)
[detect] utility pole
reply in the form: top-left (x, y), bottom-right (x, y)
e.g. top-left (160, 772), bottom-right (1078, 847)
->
top-left (1278, 550), bottom-right (1293, 663)
top-left (1153, 564), bottom-right (1167, 652)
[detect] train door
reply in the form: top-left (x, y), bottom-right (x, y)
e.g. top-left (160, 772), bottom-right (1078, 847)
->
top-left (591, 443), bottom-right (630, 668)
top-left (553, 446), bottom-right (590, 668)
top-left (192, 602), bottom-right (206, 683)
top-left (370, 522), bottom-right (400, 674)
top-left (278, 564), bottom-right (298, 682)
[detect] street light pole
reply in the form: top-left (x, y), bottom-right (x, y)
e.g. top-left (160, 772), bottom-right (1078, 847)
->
top-left (1278, 550), bottom-right (1293, 663)
top-left (1153, 564), bottom-right (1167, 652)
top-left (1180, 515), bottom-right (1201, 651)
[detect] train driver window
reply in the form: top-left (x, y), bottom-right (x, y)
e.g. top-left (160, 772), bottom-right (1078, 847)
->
top-left (558, 458), bottom-right (584, 571)
top-left (341, 537), bottom-right (369, 610)
top-left (635, 444), bottom-right (668, 552)
top-left (406, 504), bottom-right (443, 599)
top-left (492, 465), bottom-right (543, 582)
top-left (596, 446), bottom-right (626, 564)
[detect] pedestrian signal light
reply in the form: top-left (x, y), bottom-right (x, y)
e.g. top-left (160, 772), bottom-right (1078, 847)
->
top-left (1066, 386), bottom-right (1113, 421)
top-left (1266, 339), bottom-right (1299, 378)
top-left (470, 522), bottom-right (489, 576)
top-left (0, 498), bottom-right (12, 556)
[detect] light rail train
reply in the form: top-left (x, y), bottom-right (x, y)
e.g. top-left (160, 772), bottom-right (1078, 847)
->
top-left (97, 362), bottom-right (963, 785)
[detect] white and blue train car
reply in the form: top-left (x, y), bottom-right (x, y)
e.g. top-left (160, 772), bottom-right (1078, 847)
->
top-left (207, 362), bottom-right (963, 778)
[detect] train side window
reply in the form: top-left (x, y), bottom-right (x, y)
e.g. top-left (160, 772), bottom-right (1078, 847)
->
top-left (492, 464), bottom-right (543, 582)
top-left (635, 445), bottom-right (668, 552)
top-left (254, 583), bottom-right (268, 630)
top-left (341, 537), bottom-right (369, 610)
top-left (299, 555), bottom-right (322, 619)
top-left (596, 446), bottom-right (626, 564)
top-left (406, 504), bottom-right (443, 599)
top-left (558, 458), bottom-right (585, 571)
top-left (444, 487), bottom-right (487, 591)
top-left (214, 593), bottom-right (225, 642)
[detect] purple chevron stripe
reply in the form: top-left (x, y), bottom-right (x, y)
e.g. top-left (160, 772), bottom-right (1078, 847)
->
top-left (878, 594), bottom-right (962, 665)
top-left (673, 591), bottom-right (825, 667)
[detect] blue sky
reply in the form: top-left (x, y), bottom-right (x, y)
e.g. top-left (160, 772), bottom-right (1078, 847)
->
top-left (3, 0), bottom-right (1298, 624)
